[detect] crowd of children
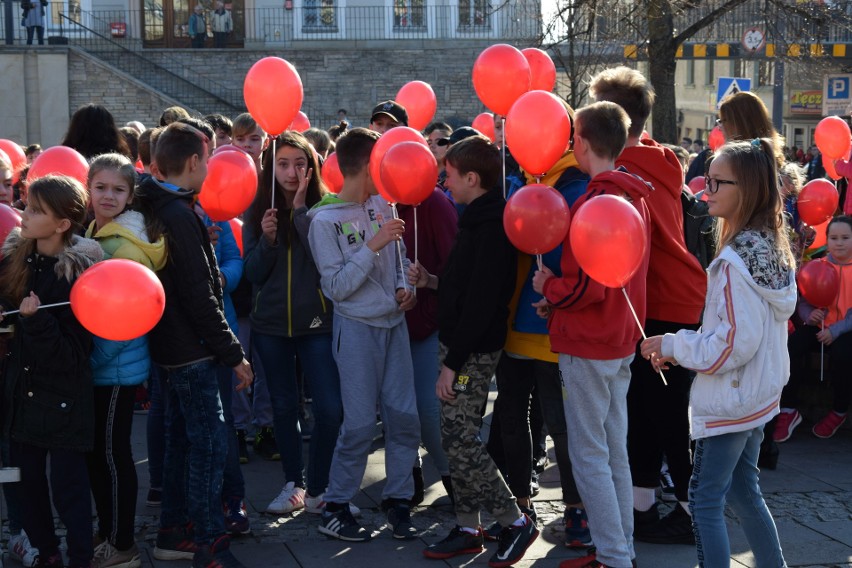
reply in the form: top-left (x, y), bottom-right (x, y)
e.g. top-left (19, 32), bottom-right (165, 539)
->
top-left (0, 64), bottom-right (849, 568)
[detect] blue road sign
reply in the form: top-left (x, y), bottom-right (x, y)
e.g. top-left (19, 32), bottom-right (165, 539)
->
top-left (716, 77), bottom-right (752, 108)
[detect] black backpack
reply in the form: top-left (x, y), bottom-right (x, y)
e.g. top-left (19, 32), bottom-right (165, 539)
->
top-left (681, 188), bottom-right (716, 270)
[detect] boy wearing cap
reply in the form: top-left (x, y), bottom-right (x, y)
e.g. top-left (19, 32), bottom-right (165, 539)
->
top-left (370, 100), bottom-right (408, 134)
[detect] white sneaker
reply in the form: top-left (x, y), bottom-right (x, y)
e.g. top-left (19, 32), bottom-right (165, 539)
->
top-left (8, 531), bottom-right (39, 567)
top-left (266, 481), bottom-right (306, 514)
top-left (304, 492), bottom-right (361, 517)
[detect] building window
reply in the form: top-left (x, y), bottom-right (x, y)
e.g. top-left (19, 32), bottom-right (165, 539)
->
top-left (303, 0), bottom-right (336, 30)
top-left (394, 0), bottom-right (425, 29)
top-left (704, 61), bottom-right (715, 86)
top-left (458, 0), bottom-right (490, 29)
top-left (686, 60), bottom-right (695, 86)
top-left (757, 61), bottom-right (773, 86)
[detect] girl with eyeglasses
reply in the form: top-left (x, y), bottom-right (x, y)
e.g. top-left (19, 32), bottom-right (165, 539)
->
top-left (641, 139), bottom-right (796, 568)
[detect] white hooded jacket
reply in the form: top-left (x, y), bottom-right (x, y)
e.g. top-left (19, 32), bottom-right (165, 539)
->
top-left (661, 230), bottom-right (797, 439)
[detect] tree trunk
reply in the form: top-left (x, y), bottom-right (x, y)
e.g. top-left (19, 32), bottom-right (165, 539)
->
top-left (646, 0), bottom-right (679, 143)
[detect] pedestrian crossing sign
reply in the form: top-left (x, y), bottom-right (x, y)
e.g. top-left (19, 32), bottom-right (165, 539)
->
top-left (716, 77), bottom-right (752, 108)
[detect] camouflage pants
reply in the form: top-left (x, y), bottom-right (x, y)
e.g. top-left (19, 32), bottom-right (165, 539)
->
top-left (438, 343), bottom-right (522, 529)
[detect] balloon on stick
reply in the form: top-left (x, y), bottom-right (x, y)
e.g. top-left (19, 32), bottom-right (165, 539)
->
top-left (70, 259), bottom-right (166, 341)
top-left (369, 127), bottom-right (429, 203)
top-left (798, 259), bottom-right (840, 308)
top-left (570, 194), bottom-right (648, 288)
top-left (814, 116), bottom-right (852, 160)
top-left (798, 179), bottom-right (839, 226)
top-left (824, 154), bottom-right (842, 181)
top-left (503, 184), bottom-right (570, 254)
top-left (28, 146), bottom-right (89, 186)
top-left (472, 44), bottom-right (531, 116)
top-left (229, 218), bottom-right (244, 256)
top-left (471, 112), bottom-right (496, 142)
top-left (289, 111), bottom-right (311, 132)
top-left (505, 90), bottom-right (571, 176)
top-left (199, 150), bottom-right (258, 221)
top-left (521, 47), bottom-right (556, 92)
top-left (396, 81), bottom-right (437, 131)
top-left (379, 142), bottom-right (437, 206)
top-left (243, 57), bottom-right (304, 136)
top-left (322, 152), bottom-right (344, 194)
top-left (708, 126), bottom-right (725, 152)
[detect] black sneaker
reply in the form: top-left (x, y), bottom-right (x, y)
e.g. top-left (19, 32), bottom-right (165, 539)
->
top-left (236, 430), bottom-right (249, 464)
top-left (564, 506), bottom-right (593, 549)
top-left (192, 535), bottom-right (245, 568)
top-left (319, 506), bottom-right (372, 542)
top-left (659, 470), bottom-right (676, 503)
top-left (485, 504), bottom-right (537, 542)
top-left (254, 427), bottom-right (280, 460)
top-left (423, 526), bottom-right (484, 559)
top-left (146, 487), bottom-right (162, 507)
top-left (530, 469), bottom-right (540, 497)
top-left (634, 504), bottom-right (695, 545)
top-left (633, 502), bottom-right (659, 534)
top-left (153, 524), bottom-right (198, 560)
top-left (387, 502), bottom-right (417, 540)
top-left (533, 454), bottom-right (549, 474)
top-left (488, 514), bottom-right (539, 567)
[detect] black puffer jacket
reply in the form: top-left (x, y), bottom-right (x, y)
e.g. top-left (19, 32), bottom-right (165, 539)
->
top-left (1, 229), bottom-right (102, 452)
top-left (135, 176), bottom-right (244, 368)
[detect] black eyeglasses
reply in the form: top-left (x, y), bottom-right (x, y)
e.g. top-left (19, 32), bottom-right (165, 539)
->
top-left (715, 118), bottom-right (726, 126)
top-left (704, 176), bottom-right (737, 194)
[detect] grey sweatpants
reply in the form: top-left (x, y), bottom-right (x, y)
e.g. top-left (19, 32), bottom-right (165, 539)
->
top-left (323, 316), bottom-right (421, 504)
top-left (560, 353), bottom-right (635, 568)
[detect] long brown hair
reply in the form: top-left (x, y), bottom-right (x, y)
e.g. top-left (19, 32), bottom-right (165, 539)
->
top-left (718, 92), bottom-right (785, 167)
top-left (247, 132), bottom-right (327, 246)
top-left (0, 175), bottom-right (89, 306)
top-left (713, 139), bottom-right (794, 268)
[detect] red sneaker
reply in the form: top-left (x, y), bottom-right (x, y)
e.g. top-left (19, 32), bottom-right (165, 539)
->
top-left (773, 410), bottom-right (802, 442)
top-left (813, 411), bottom-right (847, 439)
top-left (560, 553), bottom-right (606, 568)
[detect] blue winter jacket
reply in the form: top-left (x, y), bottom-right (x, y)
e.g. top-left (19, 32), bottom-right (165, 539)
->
top-left (205, 217), bottom-right (243, 335)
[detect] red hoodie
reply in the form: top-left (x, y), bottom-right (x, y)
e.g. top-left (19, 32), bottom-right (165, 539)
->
top-left (616, 140), bottom-right (707, 324)
top-left (543, 169), bottom-right (652, 359)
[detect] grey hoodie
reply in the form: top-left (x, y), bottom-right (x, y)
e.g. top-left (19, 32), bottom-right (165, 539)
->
top-left (307, 194), bottom-right (410, 328)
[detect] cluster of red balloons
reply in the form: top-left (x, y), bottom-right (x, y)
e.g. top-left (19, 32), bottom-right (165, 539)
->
top-left (570, 195), bottom-right (648, 288)
top-left (71, 259), bottom-right (165, 341)
top-left (503, 184), bottom-right (570, 254)
top-left (472, 44), bottom-right (558, 119)
top-left (244, 57), bottom-right (304, 136)
top-left (814, 116), bottom-right (851, 160)
top-left (396, 81), bottom-right (437, 131)
top-left (28, 146), bottom-right (89, 186)
top-left (797, 259), bottom-right (840, 308)
top-left (199, 149), bottom-right (258, 221)
top-left (369, 127), bottom-right (432, 205)
top-left (798, 179), bottom-right (839, 226)
top-left (380, 142), bottom-right (437, 207)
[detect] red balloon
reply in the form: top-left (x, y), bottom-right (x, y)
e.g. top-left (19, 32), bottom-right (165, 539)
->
top-left (570, 194), bottom-right (648, 288)
top-left (505, 91), bottom-right (571, 176)
top-left (379, 142), bottom-right (438, 206)
top-left (797, 259), bottom-right (840, 308)
top-left (798, 179), bottom-right (839, 226)
top-left (687, 177), bottom-right (705, 194)
top-left (199, 150), bottom-right (258, 222)
top-left (243, 57), bottom-right (304, 136)
top-left (472, 44), bottom-right (531, 116)
top-left (71, 259), bottom-right (165, 341)
top-left (708, 126), bottom-right (725, 152)
top-left (228, 218), bottom-right (244, 256)
top-left (503, 184), bottom-right (570, 254)
top-left (369, 127), bottom-right (429, 203)
top-left (396, 81), bottom-right (437, 131)
top-left (824, 154), bottom-right (841, 181)
top-left (322, 152), bottom-right (344, 194)
top-left (289, 111), bottom-right (311, 132)
top-left (809, 219), bottom-right (829, 250)
top-left (814, 116), bottom-right (851, 160)
top-left (0, 140), bottom-right (26, 174)
top-left (472, 112), bottom-right (496, 142)
top-left (521, 48), bottom-right (556, 92)
top-left (0, 204), bottom-right (22, 250)
top-left (28, 146), bottom-right (89, 186)
top-left (212, 144), bottom-right (251, 157)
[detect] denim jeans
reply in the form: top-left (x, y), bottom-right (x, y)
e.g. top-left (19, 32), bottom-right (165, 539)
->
top-left (147, 365), bottom-right (167, 490)
top-left (253, 332), bottom-right (342, 496)
top-left (690, 427), bottom-right (787, 568)
top-left (160, 360), bottom-right (227, 545)
top-left (216, 365), bottom-right (245, 499)
top-left (410, 332), bottom-right (449, 475)
top-left (231, 320), bottom-right (274, 431)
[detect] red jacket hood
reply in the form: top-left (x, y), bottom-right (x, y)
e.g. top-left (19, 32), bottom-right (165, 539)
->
top-left (616, 139), bottom-right (684, 200)
top-left (588, 168), bottom-right (653, 203)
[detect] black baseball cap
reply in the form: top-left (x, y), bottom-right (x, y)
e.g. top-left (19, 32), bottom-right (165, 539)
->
top-left (436, 126), bottom-right (482, 146)
top-left (371, 101), bottom-right (409, 127)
